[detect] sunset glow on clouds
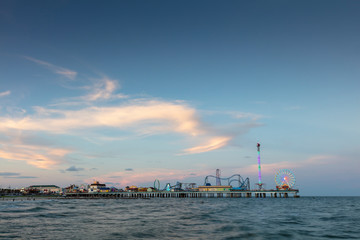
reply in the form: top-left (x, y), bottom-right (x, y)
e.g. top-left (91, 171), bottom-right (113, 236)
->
top-left (0, 58), bottom-right (260, 171)
top-left (182, 136), bottom-right (231, 155)
top-left (0, 101), bottom-right (202, 136)
top-left (0, 140), bottom-right (70, 169)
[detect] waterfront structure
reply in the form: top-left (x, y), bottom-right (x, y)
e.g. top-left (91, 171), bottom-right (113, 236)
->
top-left (66, 189), bottom-right (299, 198)
top-left (126, 185), bottom-right (138, 192)
top-left (204, 172), bottom-right (250, 191)
top-left (28, 185), bottom-right (61, 194)
top-left (65, 184), bottom-right (79, 193)
top-left (198, 185), bottom-right (232, 192)
top-left (88, 181), bottom-right (106, 193)
top-left (64, 144), bottom-right (299, 199)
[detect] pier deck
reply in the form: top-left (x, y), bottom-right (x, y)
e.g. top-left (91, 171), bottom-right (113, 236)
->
top-left (65, 190), bottom-right (299, 198)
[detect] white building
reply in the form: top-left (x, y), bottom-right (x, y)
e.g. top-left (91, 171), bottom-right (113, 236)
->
top-left (88, 181), bottom-right (106, 193)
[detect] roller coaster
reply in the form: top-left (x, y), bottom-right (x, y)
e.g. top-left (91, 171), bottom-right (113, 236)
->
top-left (204, 173), bottom-right (250, 191)
top-left (154, 169), bottom-right (250, 192)
top-left (163, 182), bottom-right (197, 192)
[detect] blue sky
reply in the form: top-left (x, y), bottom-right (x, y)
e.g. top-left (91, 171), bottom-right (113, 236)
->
top-left (0, 0), bottom-right (359, 195)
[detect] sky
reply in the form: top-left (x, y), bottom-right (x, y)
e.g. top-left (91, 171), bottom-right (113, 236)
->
top-left (0, 0), bottom-right (359, 196)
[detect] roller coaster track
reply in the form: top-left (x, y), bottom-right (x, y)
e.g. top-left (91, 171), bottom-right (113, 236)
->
top-left (204, 174), bottom-right (250, 190)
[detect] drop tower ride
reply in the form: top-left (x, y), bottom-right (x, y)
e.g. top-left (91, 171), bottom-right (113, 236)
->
top-left (256, 143), bottom-right (264, 190)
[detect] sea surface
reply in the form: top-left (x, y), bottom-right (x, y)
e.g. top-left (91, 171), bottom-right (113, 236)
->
top-left (0, 197), bottom-right (359, 239)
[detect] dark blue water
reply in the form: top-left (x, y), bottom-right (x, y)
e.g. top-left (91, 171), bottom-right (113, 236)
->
top-left (1, 197), bottom-right (359, 239)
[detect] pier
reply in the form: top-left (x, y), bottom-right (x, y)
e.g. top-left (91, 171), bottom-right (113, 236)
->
top-left (65, 190), bottom-right (299, 199)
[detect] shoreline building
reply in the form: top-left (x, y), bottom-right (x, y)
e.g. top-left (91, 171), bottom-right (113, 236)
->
top-left (88, 181), bottom-right (108, 193)
top-left (27, 185), bottom-right (61, 194)
top-left (198, 185), bottom-right (232, 192)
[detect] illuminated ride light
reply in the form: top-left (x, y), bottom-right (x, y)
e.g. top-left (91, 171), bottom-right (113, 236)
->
top-left (275, 169), bottom-right (296, 189)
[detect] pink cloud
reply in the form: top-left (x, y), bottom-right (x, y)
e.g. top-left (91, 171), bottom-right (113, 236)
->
top-left (0, 91), bottom-right (11, 97)
top-left (0, 144), bottom-right (70, 169)
top-left (182, 136), bottom-right (231, 154)
top-left (0, 101), bottom-right (201, 135)
top-left (0, 100), bottom-right (236, 155)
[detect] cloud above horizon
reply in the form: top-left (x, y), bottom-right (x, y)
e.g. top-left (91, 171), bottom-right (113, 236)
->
top-left (5, 176), bottom-right (38, 179)
top-left (0, 172), bottom-right (37, 179)
top-left (0, 172), bottom-right (20, 176)
top-left (24, 56), bottom-right (77, 80)
top-left (66, 166), bottom-right (85, 172)
top-left (0, 142), bottom-right (70, 169)
top-left (0, 91), bottom-right (11, 98)
top-left (81, 76), bottom-right (127, 102)
top-left (0, 57), bottom-right (261, 169)
top-left (182, 136), bottom-right (231, 155)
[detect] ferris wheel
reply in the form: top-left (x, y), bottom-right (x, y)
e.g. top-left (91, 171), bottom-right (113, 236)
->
top-left (275, 169), bottom-right (296, 189)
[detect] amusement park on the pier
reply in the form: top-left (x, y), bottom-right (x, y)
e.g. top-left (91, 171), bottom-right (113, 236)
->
top-left (1, 143), bottom-right (300, 199)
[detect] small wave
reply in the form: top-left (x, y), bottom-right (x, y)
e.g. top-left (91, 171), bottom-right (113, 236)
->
top-left (322, 234), bottom-right (358, 239)
top-left (131, 231), bottom-right (157, 238)
top-left (0, 205), bottom-right (47, 213)
top-left (27, 206), bottom-right (48, 212)
top-left (319, 216), bottom-right (347, 221)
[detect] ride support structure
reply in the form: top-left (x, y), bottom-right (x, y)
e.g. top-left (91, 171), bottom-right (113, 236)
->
top-left (204, 173), bottom-right (250, 191)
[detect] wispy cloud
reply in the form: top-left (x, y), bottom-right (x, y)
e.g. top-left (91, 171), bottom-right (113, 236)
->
top-left (0, 172), bottom-right (20, 176)
top-left (65, 166), bottom-right (85, 172)
top-left (202, 110), bottom-right (263, 121)
top-left (52, 77), bottom-right (128, 107)
top-left (229, 112), bottom-right (263, 121)
top-left (24, 56), bottom-right (77, 80)
top-left (182, 136), bottom-right (231, 155)
top-left (81, 77), bottom-right (127, 101)
top-left (0, 139), bottom-right (71, 169)
top-left (0, 172), bottom-right (37, 179)
top-left (0, 90), bottom-right (11, 97)
top-left (125, 168), bottom-right (134, 171)
top-left (5, 176), bottom-right (38, 179)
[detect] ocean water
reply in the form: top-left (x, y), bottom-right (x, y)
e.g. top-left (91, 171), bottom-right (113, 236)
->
top-left (0, 197), bottom-right (359, 239)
